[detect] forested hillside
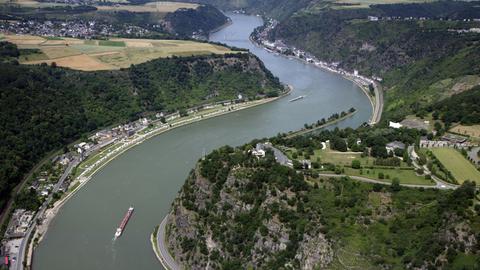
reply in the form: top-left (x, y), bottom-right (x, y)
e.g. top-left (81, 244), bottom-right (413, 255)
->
top-left (267, 1), bottom-right (480, 120)
top-left (167, 144), bottom-right (480, 269)
top-left (432, 86), bottom-right (480, 126)
top-left (0, 42), bottom-right (282, 210)
top-left (164, 5), bottom-right (228, 36)
top-left (0, 2), bottom-right (228, 38)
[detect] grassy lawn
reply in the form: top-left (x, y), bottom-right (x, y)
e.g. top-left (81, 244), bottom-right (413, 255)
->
top-left (343, 167), bottom-right (435, 186)
top-left (431, 148), bottom-right (480, 184)
top-left (285, 148), bottom-right (375, 166)
top-left (98, 40), bottom-right (126, 47)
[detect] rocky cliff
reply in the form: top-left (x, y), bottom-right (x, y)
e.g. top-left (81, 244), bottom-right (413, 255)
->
top-left (165, 144), bottom-right (480, 269)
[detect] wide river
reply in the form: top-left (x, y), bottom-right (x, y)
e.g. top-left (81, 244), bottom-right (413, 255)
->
top-left (33, 13), bottom-right (371, 270)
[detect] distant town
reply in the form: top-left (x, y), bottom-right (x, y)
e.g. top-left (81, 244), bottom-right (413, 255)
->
top-left (0, 19), bottom-right (160, 39)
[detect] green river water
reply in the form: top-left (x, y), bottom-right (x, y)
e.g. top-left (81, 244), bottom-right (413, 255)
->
top-left (33, 13), bottom-right (372, 270)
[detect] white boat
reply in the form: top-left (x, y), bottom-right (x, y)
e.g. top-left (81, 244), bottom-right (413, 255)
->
top-left (289, 95), bottom-right (305, 102)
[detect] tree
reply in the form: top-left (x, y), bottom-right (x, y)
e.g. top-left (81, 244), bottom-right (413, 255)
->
top-left (378, 172), bottom-right (385, 179)
top-left (351, 159), bottom-right (361, 169)
top-left (391, 178), bottom-right (401, 192)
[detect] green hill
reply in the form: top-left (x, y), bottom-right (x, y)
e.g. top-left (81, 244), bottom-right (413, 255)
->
top-left (166, 143), bottom-right (480, 269)
top-left (0, 42), bottom-right (282, 210)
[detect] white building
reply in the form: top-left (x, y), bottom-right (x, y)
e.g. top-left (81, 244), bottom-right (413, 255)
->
top-left (389, 121), bottom-right (403, 129)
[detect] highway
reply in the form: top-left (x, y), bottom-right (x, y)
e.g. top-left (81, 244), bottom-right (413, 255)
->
top-left (155, 214), bottom-right (180, 270)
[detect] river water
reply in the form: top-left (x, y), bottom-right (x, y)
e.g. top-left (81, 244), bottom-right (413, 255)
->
top-left (33, 13), bottom-right (371, 270)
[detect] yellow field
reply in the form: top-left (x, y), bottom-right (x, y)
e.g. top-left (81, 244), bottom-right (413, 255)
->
top-left (333, 0), bottom-right (436, 9)
top-left (95, 1), bottom-right (198, 13)
top-left (4, 35), bottom-right (235, 71)
top-left (450, 125), bottom-right (480, 138)
top-left (431, 148), bottom-right (480, 184)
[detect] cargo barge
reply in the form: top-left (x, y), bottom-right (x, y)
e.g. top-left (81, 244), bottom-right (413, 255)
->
top-left (114, 206), bottom-right (134, 239)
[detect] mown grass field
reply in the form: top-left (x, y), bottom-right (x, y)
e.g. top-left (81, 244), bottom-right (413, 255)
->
top-left (5, 35), bottom-right (235, 71)
top-left (431, 148), bottom-right (480, 183)
top-left (343, 167), bottom-right (435, 186)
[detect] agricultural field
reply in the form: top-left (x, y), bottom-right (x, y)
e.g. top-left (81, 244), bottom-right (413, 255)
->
top-left (431, 148), bottom-right (480, 183)
top-left (332, 0), bottom-right (436, 9)
top-left (0, 0), bottom-right (67, 7)
top-left (95, 1), bottom-right (198, 13)
top-left (4, 35), bottom-right (234, 71)
top-left (450, 124), bottom-right (480, 138)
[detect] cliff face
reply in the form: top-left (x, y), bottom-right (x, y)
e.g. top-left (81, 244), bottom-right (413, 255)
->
top-left (166, 146), bottom-right (334, 269)
top-left (166, 145), bottom-right (480, 269)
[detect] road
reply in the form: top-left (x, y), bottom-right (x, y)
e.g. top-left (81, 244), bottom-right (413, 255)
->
top-left (155, 214), bottom-right (180, 270)
top-left (317, 173), bottom-right (440, 189)
top-left (14, 158), bottom-right (79, 270)
top-left (370, 83), bottom-right (383, 125)
top-left (407, 146), bottom-right (457, 190)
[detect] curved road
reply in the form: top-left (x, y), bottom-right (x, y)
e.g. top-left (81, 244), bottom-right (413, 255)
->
top-left (155, 214), bottom-right (179, 270)
top-left (318, 173), bottom-right (440, 189)
top-left (370, 83), bottom-right (383, 125)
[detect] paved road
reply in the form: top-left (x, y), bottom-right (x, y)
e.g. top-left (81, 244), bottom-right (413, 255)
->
top-left (369, 82), bottom-right (383, 125)
top-left (155, 214), bottom-right (180, 270)
top-left (408, 146), bottom-right (457, 190)
top-left (15, 158), bottom-right (79, 270)
top-left (317, 173), bottom-right (440, 189)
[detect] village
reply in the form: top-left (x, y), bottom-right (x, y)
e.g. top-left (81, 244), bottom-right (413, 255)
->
top-left (0, 19), bottom-right (156, 39)
top-left (0, 92), bottom-right (271, 269)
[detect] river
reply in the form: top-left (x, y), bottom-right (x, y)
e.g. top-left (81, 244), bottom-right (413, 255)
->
top-left (33, 13), bottom-right (371, 270)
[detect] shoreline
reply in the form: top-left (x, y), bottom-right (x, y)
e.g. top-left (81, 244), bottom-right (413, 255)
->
top-left (285, 110), bottom-right (358, 138)
top-left (27, 88), bottom-right (292, 266)
top-left (249, 34), bottom-right (382, 125)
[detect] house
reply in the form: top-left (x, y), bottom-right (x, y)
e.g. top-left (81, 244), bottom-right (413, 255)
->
top-left (251, 148), bottom-right (266, 158)
top-left (368, 16), bottom-right (379, 21)
top-left (389, 121), bottom-right (403, 129)
top-left (386, 141), bottom-right (406, 154)
top-left (300, 160), bottom-right (312, 169)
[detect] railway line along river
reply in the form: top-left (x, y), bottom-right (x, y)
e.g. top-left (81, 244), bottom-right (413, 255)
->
top-left (33, 13), bottom-right (371, 270)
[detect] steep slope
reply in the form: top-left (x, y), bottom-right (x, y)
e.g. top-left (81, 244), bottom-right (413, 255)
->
top-left (0, 43), bottom-right (283, 210)
top-left (166, 145), bottom-right (480, 269)
top-left (268, 1), bottom-right (480, 120)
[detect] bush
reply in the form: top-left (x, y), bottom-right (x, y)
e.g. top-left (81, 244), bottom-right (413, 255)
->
top-left (378, 172), bottom-right (385, 179)
top-left (351, 159), bottom-right (361, 169)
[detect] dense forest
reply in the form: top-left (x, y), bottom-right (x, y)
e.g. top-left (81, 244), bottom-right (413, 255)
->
top-left (432, 86), bottom-right (480, 126)
top-left (0, 42), bottom-right (282, 210)
top-left (167, 143), bottom-right (479, 269)
top-left (164, 5), bottom-right (228, 37)
top-left (267, 1), bottom-right (480, 121)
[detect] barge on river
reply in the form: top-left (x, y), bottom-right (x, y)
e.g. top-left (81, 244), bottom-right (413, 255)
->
top-left (114, 206), bottom-right (134, 239)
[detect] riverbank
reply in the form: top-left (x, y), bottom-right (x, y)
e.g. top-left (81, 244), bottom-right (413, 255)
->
top-left (153, 214), bottom-right (179, 270)
top-left (27, 90), bottom-right (291, 267)
top-left (249, 28), bottom-right (382, 125)
top-left (285, 109), bottom-right (357, 138)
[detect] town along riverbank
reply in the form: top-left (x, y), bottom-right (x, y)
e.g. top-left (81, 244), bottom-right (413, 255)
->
top-left (33, 13), bottom-right (371, 270)
top-left (250, 17), bottom-right (383, 125)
